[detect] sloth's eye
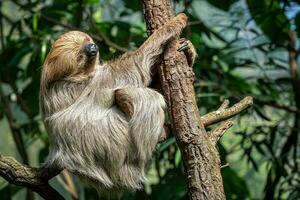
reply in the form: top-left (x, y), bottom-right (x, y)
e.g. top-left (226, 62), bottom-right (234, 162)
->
top-left (77, 54), bottom-right (84, 62)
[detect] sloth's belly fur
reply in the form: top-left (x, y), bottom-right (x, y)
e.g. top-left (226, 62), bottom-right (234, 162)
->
top-left (45, 99), bottom-right (157, 190)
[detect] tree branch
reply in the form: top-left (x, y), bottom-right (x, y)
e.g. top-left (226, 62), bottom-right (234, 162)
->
top-left (210, 120), bottom-right (234, 145)
top-left (201, 96), bottom-right (253, 127)
top-left (0, 154), bottom-right (63, 200)
top-left (159, 97), bottom-right (253, 143)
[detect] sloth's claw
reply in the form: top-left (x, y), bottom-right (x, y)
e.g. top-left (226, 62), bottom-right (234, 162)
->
top-left (177, 38), bottom-right (197, 67)
top-left (179, 38), bottom-right (187, 44)
top-left (177, 43), bottom-right (189, 52)
top-left (178, 38), bottom-right (189, 52)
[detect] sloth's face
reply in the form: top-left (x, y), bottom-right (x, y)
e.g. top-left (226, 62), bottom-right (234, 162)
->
top-left (51, 31), bottom-right (99, 72)
top-left (75, 37), bottom-right (99, 71)
top-left (42, 31), bottom-right (99, 88)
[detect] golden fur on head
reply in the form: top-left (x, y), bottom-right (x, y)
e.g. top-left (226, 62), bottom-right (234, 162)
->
top-left (41, 31), bottom-right (98, 89)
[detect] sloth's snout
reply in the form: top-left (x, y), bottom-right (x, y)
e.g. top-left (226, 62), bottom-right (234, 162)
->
top-left (84, 43), bottom-right (98, 57)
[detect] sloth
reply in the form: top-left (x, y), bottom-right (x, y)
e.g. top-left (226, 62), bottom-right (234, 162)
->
top-left (39, 13), bottom-right (195, 192)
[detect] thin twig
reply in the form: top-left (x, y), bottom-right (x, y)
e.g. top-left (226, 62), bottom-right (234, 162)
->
top-left (218, 99), bottom-right (230, 110)
top-left (220, 163), bottom-right (229, 169)
top-left (159, 97), bottom-right (252, 143)
top-left (210, 120), bottom-right (234, 144)
top-left (258, 100), bottom-right (299, 113)
top-left (201, 96), bottom-right (253, 126)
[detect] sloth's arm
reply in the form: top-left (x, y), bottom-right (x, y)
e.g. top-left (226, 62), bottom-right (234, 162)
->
top-left (109, 13), bottom-right (188, 86)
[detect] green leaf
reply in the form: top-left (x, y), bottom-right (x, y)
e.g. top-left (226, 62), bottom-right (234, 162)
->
top-left (0, 185), bottom-right (22, 199)
top-left (158, 137), bottom-right (176, 152)
top-left (150, 168), bottom-right (187, 200)
top-left (174, 148), bottom-right (182, 167)
top-left (123, 0), bottom-right (141, 11)
top-left (207, 0), bottom-right (238, 10)
top-left (32, 13), bottom-right (38, 32)
top-left (246, 0), bottom-right (290, 44)
top-left (222, 168), bottom-right (250, 199)
top-left (294, 11), bottom-right (300, 36)
top-left (84, 0), bottom-right (99, 5)
top-left (0, 186), bottom-right (11, 200)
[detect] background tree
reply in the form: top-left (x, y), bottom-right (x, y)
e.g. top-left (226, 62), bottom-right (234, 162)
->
top-left (0, 0), bottom-right (299, 199)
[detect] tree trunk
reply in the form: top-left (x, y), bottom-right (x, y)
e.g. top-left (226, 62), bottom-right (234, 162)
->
top-left (142, 1), bottom-right (225, 199)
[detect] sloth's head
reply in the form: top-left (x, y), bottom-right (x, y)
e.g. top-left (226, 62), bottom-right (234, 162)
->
top-left (41, 31), bottom-right (99, 89)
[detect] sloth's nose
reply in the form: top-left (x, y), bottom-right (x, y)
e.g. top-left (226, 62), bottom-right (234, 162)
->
top-left (84, 43), bottom-right (98, 57)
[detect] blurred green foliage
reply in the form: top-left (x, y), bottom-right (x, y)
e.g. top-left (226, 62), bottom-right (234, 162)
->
top-left (0, 0), bottom-right (299, 199)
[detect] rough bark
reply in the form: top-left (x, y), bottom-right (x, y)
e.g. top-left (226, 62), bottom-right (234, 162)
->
top-left (142, 1), bottom-right (224, 199)
top-left (141, 1), bottom-right (253, 199)
top-left (0, 155), bottom-right (63, 200)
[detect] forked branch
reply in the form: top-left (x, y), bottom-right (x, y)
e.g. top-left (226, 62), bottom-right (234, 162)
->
top-left (201, 96), bottom-right (253, 126)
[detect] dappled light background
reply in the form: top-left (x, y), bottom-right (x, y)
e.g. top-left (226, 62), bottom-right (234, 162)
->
top-left (0, 0), bottom-right (299, 199)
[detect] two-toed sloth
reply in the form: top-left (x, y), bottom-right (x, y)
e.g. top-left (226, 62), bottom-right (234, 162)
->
top-left (40, 13), bottom-right (195, 192)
